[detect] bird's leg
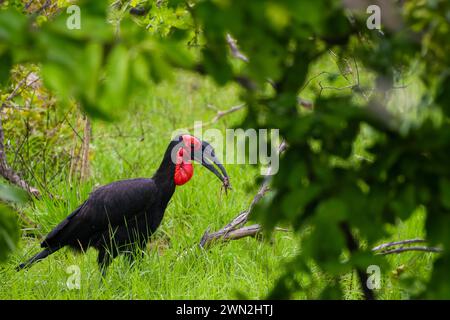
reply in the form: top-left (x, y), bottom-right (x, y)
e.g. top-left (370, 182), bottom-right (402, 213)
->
top-left (97, 248), bottom-right (114, 278)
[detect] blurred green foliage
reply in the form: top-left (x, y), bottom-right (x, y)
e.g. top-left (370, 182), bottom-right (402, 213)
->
top-left (0, 182), bottom-right (26, 262)
top-left (0, 0), bottom-right (449, 298)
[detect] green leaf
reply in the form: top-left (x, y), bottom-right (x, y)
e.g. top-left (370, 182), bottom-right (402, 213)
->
top-left (202, 46), bottom-right (233, 86)
top-left (132, 53), bottom-right (151, 86)
top-left (96, 44), bottom-right (130, 120)
top-left (0, 9), bottom-right (28, 45)
top-left (0, 52), bottom-right (12, 85)
top-left (316, 197), bottom-right (348, 222)
top-left (320, 282), bottom-right (343, 299)
top-left (423, 252), bottom-right (450, 299)
top-left (0, 204), bottom-right (19, 263)
top-left (439, 178), bottom-right (450, 210)
top-left (0, 182), bottom-right (27, 203)
top-left (41, 62), bottom-right (73, 106)
top-left (79, 42), bottom-right (103, 104)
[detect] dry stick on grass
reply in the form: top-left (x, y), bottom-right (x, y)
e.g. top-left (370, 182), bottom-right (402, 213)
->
top-left (200, 141), bottom-right (288, 248)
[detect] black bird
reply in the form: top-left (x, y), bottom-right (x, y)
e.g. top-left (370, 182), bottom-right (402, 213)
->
top-left (17, 135), bottom-right (230, 273)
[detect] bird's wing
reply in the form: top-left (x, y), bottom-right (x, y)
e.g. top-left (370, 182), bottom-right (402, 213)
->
top-left (42, 178), bottom-right (158, 248)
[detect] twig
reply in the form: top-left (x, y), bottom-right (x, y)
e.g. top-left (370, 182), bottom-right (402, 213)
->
top-left (226, 34), bottom-right (249, 62)
top-left (318, 81), bottom-right (356, 98)
top-left (300, 71), bottom-right (334, 92)
top-left (376, 246), bottom-right (443, 255)
top-left (372, 238), bottom-right (426, 251)
top-left (0, 72), bottom-right (33, 112)
top-left (189, 104), bottom-right (246, 130)
top-left (372, 238), bottom-right (443, 255)
top-left (189, 100), bottom-right (313, 131)
top-left (63, 114), bottom-right (84, 142)
top-left (36, 0), bottom-right (51, 15)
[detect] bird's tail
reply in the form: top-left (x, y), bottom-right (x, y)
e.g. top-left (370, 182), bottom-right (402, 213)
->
top-left (16, 248), bottom-right (57, 271)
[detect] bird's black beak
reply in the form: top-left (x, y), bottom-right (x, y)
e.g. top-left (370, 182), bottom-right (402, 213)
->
top-left (193, 141), bottom-right (231, 190)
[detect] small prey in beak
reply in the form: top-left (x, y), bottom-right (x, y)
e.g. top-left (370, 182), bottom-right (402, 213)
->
top-left (190, 139), bottom-right (232, 193)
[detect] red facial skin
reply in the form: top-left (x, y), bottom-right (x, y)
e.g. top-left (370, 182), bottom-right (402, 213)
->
top-left (174, 135), bottom-right (200, 186)
top-left (182, 135), bottom-right (201, 151)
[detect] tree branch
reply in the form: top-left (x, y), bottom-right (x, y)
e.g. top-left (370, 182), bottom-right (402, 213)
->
top-left (376, 246), bottom-right (443, 255)
top-left (372, 238), bottom-right (426, 251)
top-left (226, 34), bottom-right (249, 62)
top-left (372, 238), bottom-right (443, 255)
top-left (189, 104), bottom-right (246, 130)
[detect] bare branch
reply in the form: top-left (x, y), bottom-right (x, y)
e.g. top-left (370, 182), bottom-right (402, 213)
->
top-left (189, 104), bottom-right (246, 130)
top-left (300, 71), bottom-right (334, 92)
top-left (372, 238), bottom-right (443, 255)
top-left (0, 71), bottom-right (34, 112)
top-left (0, 72), bottom-right (42, 131)
top-left (372, 238), bottom-right (426, 251)
top-left (226, 34), bottom-right (249, 62)
top-left (375, 246), bottom-right (443, 255)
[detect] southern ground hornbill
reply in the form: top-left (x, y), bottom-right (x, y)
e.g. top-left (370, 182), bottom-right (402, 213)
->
top-left (17, 135), bottom-right (230, 274)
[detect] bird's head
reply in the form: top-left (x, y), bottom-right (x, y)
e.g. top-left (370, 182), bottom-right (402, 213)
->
top-left (171, 135), bottom-right (231, 189)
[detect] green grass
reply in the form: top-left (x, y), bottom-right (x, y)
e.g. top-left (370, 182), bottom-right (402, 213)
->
top-left (0, 69), bottom-right (436, 300)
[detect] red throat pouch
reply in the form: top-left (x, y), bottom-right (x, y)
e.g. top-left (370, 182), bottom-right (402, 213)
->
top-left (174, 149), bottom-right (194, 186)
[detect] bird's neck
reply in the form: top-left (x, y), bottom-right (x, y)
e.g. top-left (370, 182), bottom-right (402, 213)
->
top-left (152, 142), bottom-right (177, 201)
